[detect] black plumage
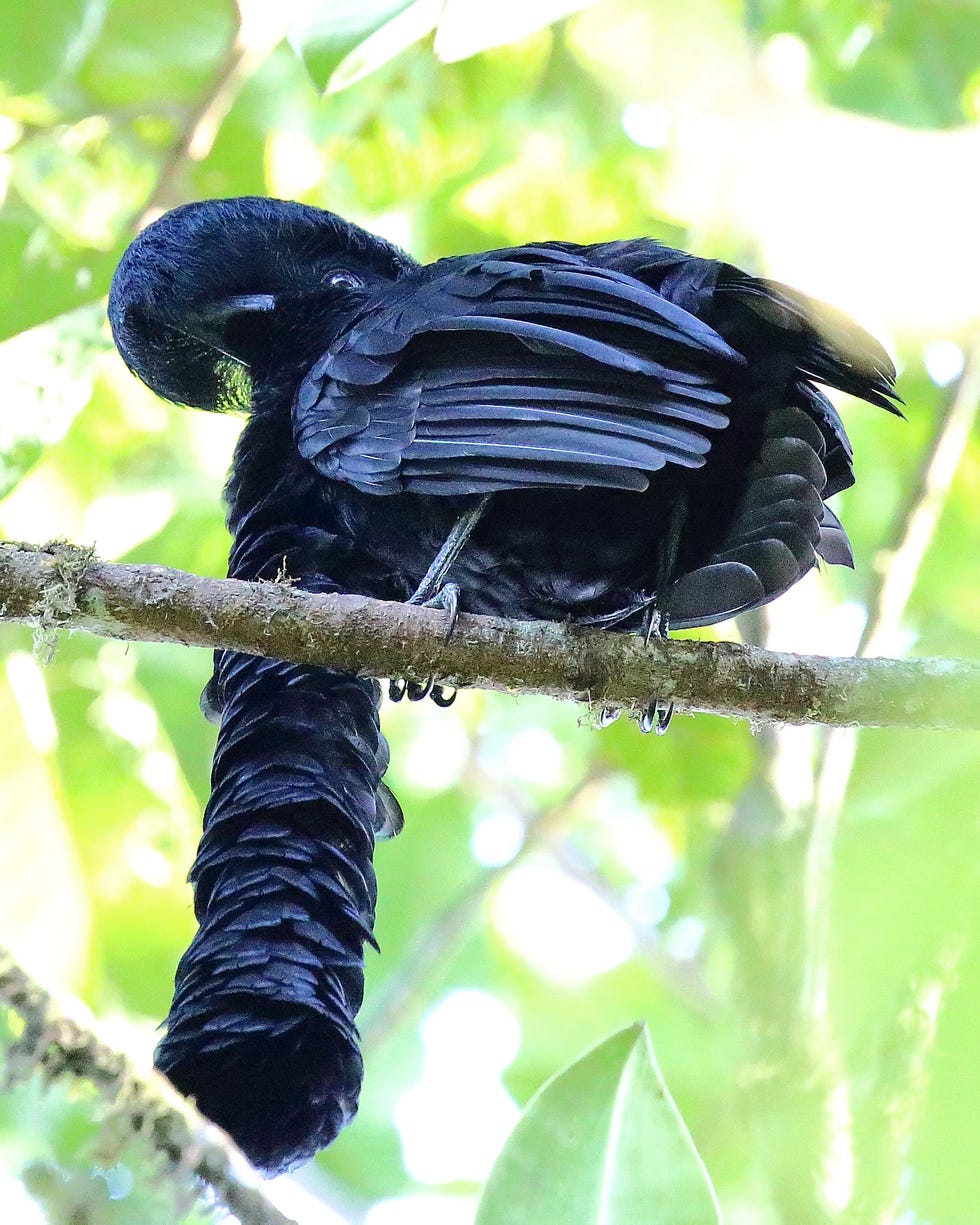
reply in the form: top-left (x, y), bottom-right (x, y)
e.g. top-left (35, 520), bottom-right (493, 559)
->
top-left (108, 196), bottom-right (900, 1172)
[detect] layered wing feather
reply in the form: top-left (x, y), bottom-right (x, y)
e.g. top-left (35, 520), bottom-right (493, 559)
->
top-left (577, 238), bottom-right (902, 494)
top-left (570, 238), bottom-right (901, 621)
top-left (293, 249), bottom-right (742, 496)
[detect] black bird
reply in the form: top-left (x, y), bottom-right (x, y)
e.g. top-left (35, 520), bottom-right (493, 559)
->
top-left (108, 196), bottom-right (900, 1173)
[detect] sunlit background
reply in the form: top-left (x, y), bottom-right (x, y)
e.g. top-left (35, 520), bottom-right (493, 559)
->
top-left (0, 1), bottom-right (979, 1222)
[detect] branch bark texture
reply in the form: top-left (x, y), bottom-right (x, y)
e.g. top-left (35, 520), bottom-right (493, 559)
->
top-left (1, 541), bottom-right (977, 731)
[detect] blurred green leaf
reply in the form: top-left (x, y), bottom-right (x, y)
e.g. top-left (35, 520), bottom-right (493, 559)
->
top-left (290, 0), bottom-right (439, 93)
top-left (0, 662), bottom-right (92, 992)
top-left (74, 0), bottom-right (237, 107)
top-left (0, 305), bottom-right (105, 498)
top-left (295, 0), bottom-right (604, 93)
top-left (0, 0), bottom-right (98, 95)
top-left (0, 210), bottom-right (123, 342)
top-left (749, 0), bottom-right (980, 127)
top-left (10, 120), bottom-right (153, 248)
top-left (475, 1024), bottom-right (721, 1225)
top-left (434, 0), bottom-right (598, 62)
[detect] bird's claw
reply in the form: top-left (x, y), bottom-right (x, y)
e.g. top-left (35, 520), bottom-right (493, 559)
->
top-left (410, 581), bottom-right (460, 644)
top-left (639, 600), bottom-right (672, 733)
top-left (640, 698), bottom-right (674, 736)
top-left (431, 684), bottom-right (457, 707)
top-left (642, 604), bottom-right (667, 648)
top-left (389, 584), bottom-right (460, 705)
top-left (388, 675), bottom-right (456, 706)
top-left (387, 676), bottom-right (435, 702)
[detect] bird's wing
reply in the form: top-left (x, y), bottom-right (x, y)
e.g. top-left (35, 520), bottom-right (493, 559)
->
top-left (557, 238), bottom-right (903, 622)
top-left (576, 237), bottom-right (902, 496)
top-left (293, 248), bottom-right (744, 495)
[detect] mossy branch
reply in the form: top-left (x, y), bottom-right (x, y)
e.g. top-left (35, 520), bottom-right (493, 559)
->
top-left (0, 949), bottom-right (301, 1225)
top-left (1, 539), bottom-right (977, 730)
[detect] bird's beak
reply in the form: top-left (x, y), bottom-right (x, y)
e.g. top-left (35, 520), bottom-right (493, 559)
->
top-left (181, 294), bottom-right (277, 363)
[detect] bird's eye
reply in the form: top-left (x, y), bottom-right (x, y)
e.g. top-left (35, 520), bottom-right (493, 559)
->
top-left (329, 271), bottom-right (364, 289)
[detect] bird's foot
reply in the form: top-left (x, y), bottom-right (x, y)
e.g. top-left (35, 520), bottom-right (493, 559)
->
top-left (389, 583), bottom-right (460, 704)
top-left (388, 676), bottom-right (432, 703)
top-left (641, 602), bottom-right (666, 648)
top-left (410, 581), bottom-right (460, 641)
top-left (639, 600), bottom-right (673, 735)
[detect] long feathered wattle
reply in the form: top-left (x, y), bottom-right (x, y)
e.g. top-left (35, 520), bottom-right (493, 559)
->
top-left (155, 648), bottom-right (388, 1173)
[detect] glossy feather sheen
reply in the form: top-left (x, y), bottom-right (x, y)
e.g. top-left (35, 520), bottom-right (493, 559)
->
top-left (107, 197), bottom-right (901, 1174)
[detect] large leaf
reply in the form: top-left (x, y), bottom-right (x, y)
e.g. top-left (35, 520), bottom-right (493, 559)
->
top-left (434, 0), bottom-right (599, 61)
top-left (293, 0), bottom-right (604, 92)
top-left (290, 0), bottom-right (441, 92)
top-left (475, 1024), bottom-right (721, 1225)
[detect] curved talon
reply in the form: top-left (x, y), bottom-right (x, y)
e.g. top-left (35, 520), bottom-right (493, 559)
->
top-left (408, 580), bottom-right (461, 642)
top-left (407, 678), bottom-right (433, 702)
top-left (430, 582), bottom-right (460, 643)
top-left (431, 684), bottom-right (457, 707)
top-left (640, 698), bottom-right (674, 735)
top-left (388, 677), bottom-right (408, 703)
top-left (642, 605), bottom-right (666, 648)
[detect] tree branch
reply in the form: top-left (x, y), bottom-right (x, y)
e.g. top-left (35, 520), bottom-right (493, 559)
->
top-left (0, 949), bottom-right (302, 1225)
top-left (1, 540), bottom-right (977, 730)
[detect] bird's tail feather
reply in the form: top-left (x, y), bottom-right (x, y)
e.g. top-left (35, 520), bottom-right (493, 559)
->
top-left (717, 271), bottom-right (903, 414)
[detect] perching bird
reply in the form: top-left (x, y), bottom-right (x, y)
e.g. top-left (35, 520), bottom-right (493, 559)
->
top-left (108, 196), bottom-right (900, 1172)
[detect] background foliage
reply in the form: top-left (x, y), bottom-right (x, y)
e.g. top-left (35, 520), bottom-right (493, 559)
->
top-left (0, 1), bottom-right (978, 1222)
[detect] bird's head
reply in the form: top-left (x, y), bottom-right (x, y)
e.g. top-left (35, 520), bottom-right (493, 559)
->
top-left (108, 196), bottom-right (415, 411)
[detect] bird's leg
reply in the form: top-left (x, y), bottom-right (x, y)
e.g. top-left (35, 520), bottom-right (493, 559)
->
top-left (639, 495), bottom-right (688, 736)
top-left (407, 493), bottom-right (493, 607)
top-left (639, 606), bottom-right (673, 734)
top-left (389, 494), bottom-right (492, 705)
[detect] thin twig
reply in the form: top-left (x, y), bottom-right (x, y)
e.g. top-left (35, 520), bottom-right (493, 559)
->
top-left (808, 345), bottom-right (980, 1007)
top-left (859, 344), bottom-right (980, 660)
top-left (815, 343), bottom-right (980, 813)
top-left (785, 347), bottom-right (980, 1220)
